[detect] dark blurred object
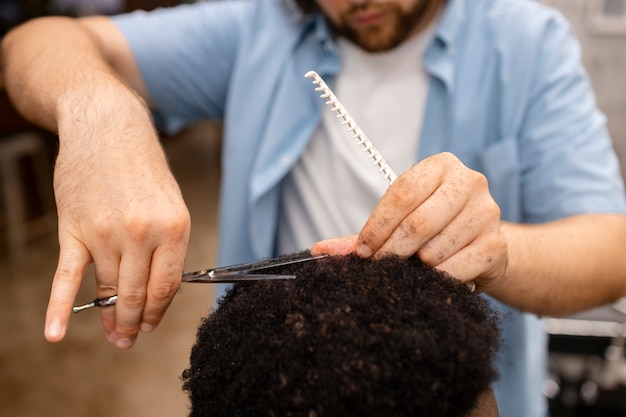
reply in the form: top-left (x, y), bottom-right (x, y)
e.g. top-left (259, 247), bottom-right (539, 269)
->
top-left (545, 300), bottom-right (626, 417)
top-left (48, 0), bottom-right (125, 16)
top-left (0, 71), bottom-right (57, 268)
top-left (126, 0), bottom-right (182, 11)
top-left (0, 0), bottom-right (185, 29)
top-left (48, 0), bottom-right (187, 16)
top-left (0, 0), bottom-right (23, 37)
top-left (0, 0), bottom-right (49, 36)
top-left (0, 131), bottom-right (56, 268)
top-left (0, 89), bottom-right (41, 135)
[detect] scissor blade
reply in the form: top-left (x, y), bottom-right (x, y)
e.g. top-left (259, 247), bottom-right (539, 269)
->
top-left (182, 253), bottom-right (328, 282)
top-left (183, 273), bottom-right (296, 283)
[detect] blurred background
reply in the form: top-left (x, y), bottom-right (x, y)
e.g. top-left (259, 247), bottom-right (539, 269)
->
top-left (0, 0), bottom-right (626, 416)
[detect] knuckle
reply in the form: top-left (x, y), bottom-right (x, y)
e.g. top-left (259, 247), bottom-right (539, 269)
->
top-left (92, 208), bottom-right (188, 244)
top-left (476, 196), bottom-right (501, 221)
top-left (123, 214), bottom-right (152, 241)
top-left (439, 151), bottom-right (458, 163)
top-left (385, 185), bottom-right (406, 206)
top-left (417, 245), bottom-right (441, 266)
top-left (434, 151), bottom-right (462, 169)
top-left (487, 232), bottom-right (508, 256)
top-left (463, 167), bottom-right (487, 185)
top-left (116, 324), bottom-right (139, 337)
top-left (123, 289), bottom-right (147, 307)
top-left (54, 263), bottom-right (80, 282)
top-left (486, 202), bottom-right (501, 219)
top-left (358, 231), bottom-right (377, 249)
top-left (121, 208), bottom-right (190, 242)
top-left (163, 211), bottom-right (191, 239)
top-left (471, 234), bottom-right (507, 271)
top-left (403, 216), bottom-right (433, 239)
top-left (473, 171), bottom-right (490, 188)
top-left (93, 214), bottom-right (115, 240)
top-left (149, 281), bottom-right (180, 302)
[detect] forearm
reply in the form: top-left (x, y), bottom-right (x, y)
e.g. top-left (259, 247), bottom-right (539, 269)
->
top-left (487, 214), bottom-right (626, 316)
top-left (1, 16), bottom-right (147, 132)
top-left (1, 15), bottom-right (167, 176)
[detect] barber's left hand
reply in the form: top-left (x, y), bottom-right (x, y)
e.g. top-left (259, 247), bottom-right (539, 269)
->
top-left (312, 152), bottom-right (508, 289)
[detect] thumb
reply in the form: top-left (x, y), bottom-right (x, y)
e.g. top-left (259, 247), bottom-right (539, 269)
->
top-left (45, 237), bottom-right (92, 342)
top-left (311, 235), bottom-right (358, 256)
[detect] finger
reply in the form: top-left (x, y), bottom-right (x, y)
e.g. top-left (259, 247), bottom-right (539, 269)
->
top-left (311, 235), bottom-right (358, 256)
top-left (434, 232), bottom-right (508, 287)
top-left (415, 198), bottom-right (498, 266)
top-left (111, 206), bottom-right (189, 349)
top-left (140, 243), bottom-right (185, 333)
top-left (357, 157), bottom-right (444, 257)
top-left (370, 179), bottom-right (470, 259)
top-left (112, 246), bottom-right (152, 349)
top-left (92, 256), bottom-right (120, 343)
top-left (45, 237), bottom-right (92, 343)
top-left (100, 303), bottom-right (117, 345)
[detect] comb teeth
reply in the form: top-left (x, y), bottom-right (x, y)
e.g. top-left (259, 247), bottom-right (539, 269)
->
top-left (305, 71), bottom-right (398, 184)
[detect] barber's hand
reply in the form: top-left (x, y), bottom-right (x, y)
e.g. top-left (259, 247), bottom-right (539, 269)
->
top-left (312, 152), bottom-right (508, 290)
top-left (45, 118), bottom-right (190, 349)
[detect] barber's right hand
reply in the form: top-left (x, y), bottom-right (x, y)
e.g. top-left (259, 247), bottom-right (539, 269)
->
top-left (44, 115), bottom-right (190, 350)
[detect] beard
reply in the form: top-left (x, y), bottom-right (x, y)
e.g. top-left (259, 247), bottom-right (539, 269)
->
top-left (332, 1), bottom-right (432, 52)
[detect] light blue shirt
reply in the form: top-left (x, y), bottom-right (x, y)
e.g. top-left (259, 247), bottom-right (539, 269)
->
top-left (114, 1), bottom-right (626, 415)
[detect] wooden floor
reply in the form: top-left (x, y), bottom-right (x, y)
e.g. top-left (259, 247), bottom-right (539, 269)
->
top-left (0, 123), bottom-right (222, 417)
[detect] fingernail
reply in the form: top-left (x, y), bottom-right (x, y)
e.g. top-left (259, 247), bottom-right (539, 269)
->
top-left (115, 338), bottom-right (134, 350)
top-left (356, 244), bottom-right (372, 258)
top-left (46, 320), bottom-right (63, 340)
top-left (140, 322), bottom-right (154, 333)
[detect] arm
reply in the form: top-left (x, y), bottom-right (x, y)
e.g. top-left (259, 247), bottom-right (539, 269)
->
top-left (312, 153), bottom-right (626, 317)
top-left (1, 16), bottom-right (190, 349)
top-left (493, 214), bottom-right (626, 316)
top-left (2, 16), bottom-right (151, 129)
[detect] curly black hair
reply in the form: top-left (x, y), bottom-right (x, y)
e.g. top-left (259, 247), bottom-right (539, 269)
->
top-left (182, 252), bottom-right (501, 417)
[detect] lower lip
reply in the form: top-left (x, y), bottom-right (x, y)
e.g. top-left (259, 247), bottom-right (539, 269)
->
top-left (351, 11), bottom-right (387, 27)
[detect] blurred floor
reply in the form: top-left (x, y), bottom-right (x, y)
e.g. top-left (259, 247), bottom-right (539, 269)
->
top-left (0, 122), bottom-right (222, 417)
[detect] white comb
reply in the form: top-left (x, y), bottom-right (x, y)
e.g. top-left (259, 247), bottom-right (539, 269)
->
top-left (305, 70), bottom-right (398, 184)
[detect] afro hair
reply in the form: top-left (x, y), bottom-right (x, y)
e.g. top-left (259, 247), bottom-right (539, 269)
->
top-left (182, 252), bottom-right (501, 417)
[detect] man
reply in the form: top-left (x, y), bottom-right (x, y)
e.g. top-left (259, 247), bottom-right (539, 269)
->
top-left (182, 252), bottom-right (502, 417)
top-left (2, 0), bottom-right (626, 415)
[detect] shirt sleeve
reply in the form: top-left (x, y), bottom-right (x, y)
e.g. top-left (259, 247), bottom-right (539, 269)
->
top-left (112, 1), bottom-right (250, 134)
top-left (518, 11), bottom-right (626, 222)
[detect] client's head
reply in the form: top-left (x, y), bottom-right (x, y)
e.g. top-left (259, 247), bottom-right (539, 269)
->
top-left (182, 252), bottom-right (501, 417)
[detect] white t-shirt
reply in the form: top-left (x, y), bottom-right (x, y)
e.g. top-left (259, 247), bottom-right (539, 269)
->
top-left (278, 28), bottom-right (434, 253)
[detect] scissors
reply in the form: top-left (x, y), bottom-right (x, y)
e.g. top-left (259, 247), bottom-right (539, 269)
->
top-left (72, 253), bottom-right (328, 313)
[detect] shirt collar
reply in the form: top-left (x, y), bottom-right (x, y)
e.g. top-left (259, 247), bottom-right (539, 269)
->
top-left (433, 0), bottom-right (465, 51)
top-left (422, 0), bottom-right (464, 93)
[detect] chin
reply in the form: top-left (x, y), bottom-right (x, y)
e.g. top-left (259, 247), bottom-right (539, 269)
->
top-left (352, 30), bottom-right (403, 52)
top-left (345, 18), bottom-right (407, 52)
